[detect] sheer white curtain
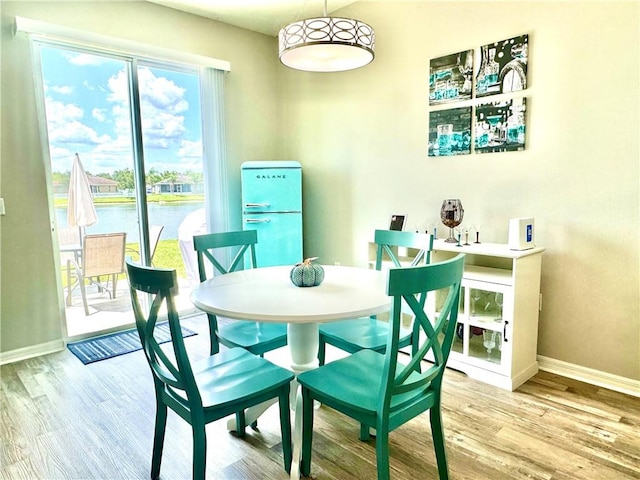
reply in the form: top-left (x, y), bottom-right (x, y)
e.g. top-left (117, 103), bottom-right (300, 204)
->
top-left (200, 67), bottom-right (230, 235)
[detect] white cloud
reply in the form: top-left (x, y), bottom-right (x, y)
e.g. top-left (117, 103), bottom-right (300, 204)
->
top-left (45, 97), bottom-right (111, 146)
top-left (51, 85), bottom-right (73, 95)
top-left (92, 108), bottom-right (106, 122)
top-left (107, 67), bottom-right (191, 149)
top-left (65, 52), bottom-right (111, 66)
top-left (178, 140), bottom-right (202, 160)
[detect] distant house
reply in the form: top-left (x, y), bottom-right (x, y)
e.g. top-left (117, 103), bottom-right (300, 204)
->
top-left (87, 175), bottom-right (118, 194)
top-left (151, 174), bottom-right (198, 194)
top-left (53, 175), bottom-right (119, 195)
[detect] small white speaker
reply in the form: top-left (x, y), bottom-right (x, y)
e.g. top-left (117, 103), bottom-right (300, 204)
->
top-left (508, 217), bottom-right (535, 250)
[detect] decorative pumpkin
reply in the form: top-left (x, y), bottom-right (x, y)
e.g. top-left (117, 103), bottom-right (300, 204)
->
top-left (290, 257), bottom-right (325, 287)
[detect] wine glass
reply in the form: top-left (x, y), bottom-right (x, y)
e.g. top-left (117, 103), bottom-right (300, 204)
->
top-left (426, 219), bottom-right (440, 240)
top-left (472, 224), bottom-right (482, 243)
top-left (463, 226), bottom-right (471, 245)
top-left (482, 330), bottom-right (496, 361)
top-left (470, 289), bottom-right (481, 316)
top-left (440, 199), bottom-right (464, 243)
top-left (454, 226), bottom-right (463, 247)
top-left (494, 292), bottom-right (503, 323)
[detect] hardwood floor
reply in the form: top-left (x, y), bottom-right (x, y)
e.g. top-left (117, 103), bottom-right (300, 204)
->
top-left (1, 314), bottom-right (638, 480)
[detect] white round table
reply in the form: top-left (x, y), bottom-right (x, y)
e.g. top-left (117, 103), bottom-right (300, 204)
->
top-left (191, 265), bottom-right (390, 371)
top-left (190, 265), bottom-right (390, 479)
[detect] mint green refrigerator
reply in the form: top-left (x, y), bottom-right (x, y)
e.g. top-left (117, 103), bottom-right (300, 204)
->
top-left (241, 161), bottom-right (303, 267)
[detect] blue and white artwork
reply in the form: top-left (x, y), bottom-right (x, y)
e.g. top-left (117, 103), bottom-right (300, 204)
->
top-left (429, 50), bottom-right (474, 105)
top-left (428, 107), bottom-right (472, 157)
top-left (475, 97), bottom-right (527, 153)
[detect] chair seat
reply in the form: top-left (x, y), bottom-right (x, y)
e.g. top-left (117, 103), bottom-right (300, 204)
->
top-left (192, 348), bottom-right (294, 410)
top-left (218, 319), bottom-right (288, 352)
top-left (319, 317), bottom-right (412, 354)
top-left (297, 349), bottom-right (430, 417)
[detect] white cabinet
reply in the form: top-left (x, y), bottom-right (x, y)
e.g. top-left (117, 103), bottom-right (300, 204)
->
top-left (430, 240), bottom-right (545, 391)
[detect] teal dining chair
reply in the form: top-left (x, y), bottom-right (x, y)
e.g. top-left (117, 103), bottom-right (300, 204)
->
top-left (125, 258), bottom-right (294, 480)
top-left (298, 254), bottom-right (465, 480)
top-left (318, 229), bottom-right (434, 365)
top-left (193, 230), bottom-right (288, 356)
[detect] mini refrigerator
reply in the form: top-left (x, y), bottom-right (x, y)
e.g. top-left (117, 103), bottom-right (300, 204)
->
top-left (241, 161), bottom-right (303, 267)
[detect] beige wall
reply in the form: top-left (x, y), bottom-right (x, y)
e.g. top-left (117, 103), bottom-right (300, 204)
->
top-left (282, 1), bottom-right (639, 382)
top-left (1, 1), bottom-right (638, 385)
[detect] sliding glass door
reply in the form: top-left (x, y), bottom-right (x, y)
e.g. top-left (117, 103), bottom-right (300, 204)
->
top-left (36, 43), bottom-right (205, 336)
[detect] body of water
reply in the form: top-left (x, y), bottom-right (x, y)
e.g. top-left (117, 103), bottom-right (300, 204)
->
top-left (56, 202), bottom-right (204, 243)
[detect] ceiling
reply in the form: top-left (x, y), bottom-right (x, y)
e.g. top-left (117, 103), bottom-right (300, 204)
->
top-left (147, 0), bottom-right (361, 37)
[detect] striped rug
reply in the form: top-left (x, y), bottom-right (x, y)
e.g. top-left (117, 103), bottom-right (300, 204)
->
top-left (67, 322), bottom-right (196, 365)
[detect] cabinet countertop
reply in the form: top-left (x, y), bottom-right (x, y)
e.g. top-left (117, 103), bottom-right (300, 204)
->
top-left (432, 239), bottom-right (545, 259)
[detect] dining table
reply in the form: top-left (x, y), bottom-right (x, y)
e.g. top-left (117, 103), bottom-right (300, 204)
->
top-left (190, 264), bottom-right (391, 479)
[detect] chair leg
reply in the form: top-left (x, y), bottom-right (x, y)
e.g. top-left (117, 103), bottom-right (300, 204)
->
top-left (317, 339), bottom-right (326, 366)
top-left (235, 410), bottom-right (246, 437)
top-left (375, 422), bottom-right (391, 480)
top-left (430, 404), bottom-right (449, 480)
top-left (66, 259), bottom-right (73, 306)
top-left (79, 273), bottom-right (89, 316)
top-left (359, 423), bottom-right (370, 441)
top-left (300, 387), bottom-right (314, 477)
top-left (192, 421), bottom-right (207, 480)
top-left (112, 273), bottom-right (118, 299)
top-left (206, 314), bottom-right (220, 355)
top-left (151, 400), bottom-right (168, 480)
top-left (279, 386), bottom-right (293, 473)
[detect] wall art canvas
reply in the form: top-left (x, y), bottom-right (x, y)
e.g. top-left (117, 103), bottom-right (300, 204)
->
top-left (428, 106), bottom-right (472, 157)
top-left (475, 34), bottom-right (528, 97)
top-left (475, 97), bottom-right (527, 153)
top-left (429, 49), bottom-right (474, 105)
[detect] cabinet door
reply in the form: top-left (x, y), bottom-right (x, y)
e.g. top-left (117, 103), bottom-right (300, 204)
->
top-left (453, 280), bottom-right (512, 374)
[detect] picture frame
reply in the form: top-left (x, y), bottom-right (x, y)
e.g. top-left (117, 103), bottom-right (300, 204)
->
top-left (429, 49), bottom-right (474, 105)
top-left (389, 214), bottom-right (407, 231)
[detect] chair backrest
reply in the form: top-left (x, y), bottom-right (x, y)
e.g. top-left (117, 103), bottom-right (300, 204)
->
top-left (82, 232), bottom-right (127, 277)
top-left (149, 225), bottom-right (164, 261)
top-left (125, 258), bottom-right (202, 409)
top-left (374, 229), bottom-right (434, 271)
top-left (193, 230), bottom-right (258, 282)
top-left (380, 254), bottom-right (464, 414)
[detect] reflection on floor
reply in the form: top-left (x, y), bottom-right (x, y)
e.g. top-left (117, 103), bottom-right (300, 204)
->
top-left (64, 277), bottom-right (199, 340)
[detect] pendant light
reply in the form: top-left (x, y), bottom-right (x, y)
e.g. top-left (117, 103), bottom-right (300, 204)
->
top-left (278, 0), bottom-right (375, 73)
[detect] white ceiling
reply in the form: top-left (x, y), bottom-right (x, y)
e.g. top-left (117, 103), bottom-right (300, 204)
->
top-left (147, 0), bottom-right (361, 37)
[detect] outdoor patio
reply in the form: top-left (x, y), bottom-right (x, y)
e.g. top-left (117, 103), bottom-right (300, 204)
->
top-left (64, 276), bottom-right (199, 338)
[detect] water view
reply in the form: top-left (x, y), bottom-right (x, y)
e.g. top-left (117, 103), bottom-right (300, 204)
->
top-left (56, 202), bottom-right (204, 243)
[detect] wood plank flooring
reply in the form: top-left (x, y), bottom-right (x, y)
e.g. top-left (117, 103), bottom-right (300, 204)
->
top-left (1, 314), bottom-right (638, 479)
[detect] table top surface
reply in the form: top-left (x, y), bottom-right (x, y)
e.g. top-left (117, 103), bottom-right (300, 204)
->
top-left (190, 265), bottom-right (390, 323)
top-left (60, 243), bottom-right (82, 252)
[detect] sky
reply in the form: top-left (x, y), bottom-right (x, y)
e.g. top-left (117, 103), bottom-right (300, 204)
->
top-left (39, 44), bottom-right (203, 176)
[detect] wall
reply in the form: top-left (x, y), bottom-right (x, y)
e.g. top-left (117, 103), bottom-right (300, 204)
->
top-left (0, 1), bottom-right (280, 353)
top-left (282, 1), bottom-right (640, 383)
top-left (1, 1), bottom-right (638, 388)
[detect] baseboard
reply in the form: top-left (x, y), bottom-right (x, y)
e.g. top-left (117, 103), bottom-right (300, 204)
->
top-left (538, 355), bottom-right (640, 398)
top-left (0, 340), bottom-right (65, 366)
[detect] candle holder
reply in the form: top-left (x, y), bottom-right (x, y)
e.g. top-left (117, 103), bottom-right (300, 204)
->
top-left (440, 199), bottom-right (464, 243)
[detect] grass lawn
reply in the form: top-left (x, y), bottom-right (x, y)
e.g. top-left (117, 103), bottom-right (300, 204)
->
top-left (55, 194), bottom-right (204, 207)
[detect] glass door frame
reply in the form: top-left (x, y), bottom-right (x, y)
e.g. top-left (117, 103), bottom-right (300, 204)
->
top-left (32, 39), bottom-right (209, 338)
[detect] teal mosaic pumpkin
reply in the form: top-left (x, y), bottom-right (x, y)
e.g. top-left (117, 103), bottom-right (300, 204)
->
top-left (290, 257), bottom-right (325, 287)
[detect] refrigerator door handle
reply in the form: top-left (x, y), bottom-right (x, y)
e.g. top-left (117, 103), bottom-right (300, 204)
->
top-left (245, 218), bottom-right (271, 223)
top-left (245, 203), bottom-right (271, 208)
